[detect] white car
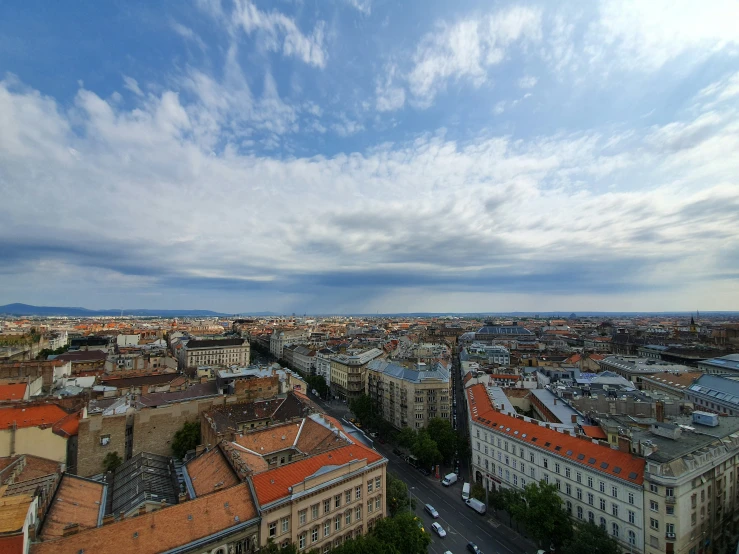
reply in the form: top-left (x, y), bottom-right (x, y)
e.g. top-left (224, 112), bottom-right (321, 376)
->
top-left (431, 522), bottom-right (447, 538)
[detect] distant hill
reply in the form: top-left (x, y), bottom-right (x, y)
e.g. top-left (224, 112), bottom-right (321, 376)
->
top-left (0, 303), bottom-right (230, 317)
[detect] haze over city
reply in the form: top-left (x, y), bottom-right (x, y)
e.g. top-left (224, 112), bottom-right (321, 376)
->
top-left (2, 0), bottom-right (738, 313)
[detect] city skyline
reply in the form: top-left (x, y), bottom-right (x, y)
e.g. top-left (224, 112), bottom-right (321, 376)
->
top-left (2, 0), bottom-right (739, 313)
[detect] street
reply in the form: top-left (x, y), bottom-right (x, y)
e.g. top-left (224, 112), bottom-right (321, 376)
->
top-left (310, 382), bottom-right (537, 554)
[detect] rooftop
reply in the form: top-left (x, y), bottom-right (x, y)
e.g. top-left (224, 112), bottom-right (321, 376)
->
top-left (599, 356), bottom-right (691, 374)
top-left (467, 384), bottom-right (645, 485)
top-left (366, 359), bottom-right (450, 383)
top-left (183, 447), bottom-right (239, 499)
top-left (40, 475), bottom-right (106, 539)
top-left (186, 338), bottom-right (245, 349)
top-left (688, 374), bottom-right (739, 406)
top-left (699, 354), bottom-right (739, 372)
top-left (0, 492), bottom-right (33, 534)
top-left (0, 383), bottom-right (27, 402)
top-left (0, 405), bottom-right (71, 431)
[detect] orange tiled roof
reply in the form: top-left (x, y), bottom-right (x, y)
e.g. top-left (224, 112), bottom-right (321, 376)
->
top-left (0, 384), bottom-right (27, 402)
top-left (0, 534), bottom-right (24, 554)
top-left (581, 425), bottom-right (608, 440)
top-left (185, 447), bottom-right (239, 498)
top-left (466, 384), bottom-right (644, 485)
top-left (234, 421), bottom-right (302, 454)
top-left (30, 483), bottom-right (257, 554)
top-left (252, 443), bottom-right (384, 506)
top-left (40, 475), bottom-right (105, 540)
top-left (0, 405), bottom-right (69, 431)
top-left (52, 411), bottom-right (80, 437)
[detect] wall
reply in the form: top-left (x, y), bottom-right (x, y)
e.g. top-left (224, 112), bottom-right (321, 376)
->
top-left (76, 410), bottom-right (133, 477)
top-left (0, 426), bottom-right (68, 462)
top-left (233, 375), bottom-right (279, 401)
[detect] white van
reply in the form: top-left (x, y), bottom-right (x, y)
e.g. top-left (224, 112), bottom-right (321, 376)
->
top-left (462, 482), bottom-right (470, 501)
top-left (465, 498), bottom-right (487, 515)
top-left (442, 473), bottom-right (458, 486)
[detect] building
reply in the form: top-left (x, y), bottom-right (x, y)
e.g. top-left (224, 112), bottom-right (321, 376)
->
top-left (685, 374), bottom-right (739, 416)
top-left (640, 372), bottom-right (702, 400)
top-left (466, 383), bottom-right (646, 553)
top-left (0, 405), bottom-right (79, 464)
top-left (697, 354), bottom-right (739, 375)
top-left (365, 359), bottom-right (451, 430)
top-left (181, 338), bottom-right (250, 370)
top-left (270, 329), bottom-right (309, 360)
top-left (329, 349), bottom-right (383, 401)
top-left (598, 357), bottom-right (691, 388)
top-left (462, 343), bottom-right (511, 366)
top-left (464, 322), bottom-right (535, 345)
top-left (315, 349), bottom-right (334, 387)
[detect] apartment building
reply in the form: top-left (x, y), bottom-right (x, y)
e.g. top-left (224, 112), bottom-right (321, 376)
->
top-left (315, 348), bottom-right (334, 386)
top-left (366, 359), bottom-right (451, 429)
top-left (181, 338), bottom-right (250, 369)
top-left (462, 343), bottom-right (511, 365)
top-left (466, 384), bottom-right (646, 553)
top-left (329, 349), bottom-right (383, 401)
top-left (270, 329), bottom-right (309, 360)
top-left (252, 443), bottom-right (387, 553)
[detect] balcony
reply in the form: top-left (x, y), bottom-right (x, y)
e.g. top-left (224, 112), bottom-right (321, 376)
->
top-left (665, 496), bottom-right (676, 505)
top-left (665, 532), bottom-right (676, 541)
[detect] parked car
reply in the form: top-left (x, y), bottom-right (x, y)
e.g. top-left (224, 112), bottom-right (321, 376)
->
top-left (431, 522), bottom-right (446, 537)
top-left (424, 503), bottom-right (439, 518)
top-left (392, 448), bottom-right (402, 456)
top-left (467, 542), bottom-right (483, 554)
top-left (419, 467), bottom-right (431, 476)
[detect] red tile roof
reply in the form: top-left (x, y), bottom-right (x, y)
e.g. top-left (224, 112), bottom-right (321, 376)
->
top-left (0, 534), bottom-right (24, 554)
top-left (0, 405), bottom-right (69, 431)
top-left (581, 425), bottom-right (608, 440)
top-left (251, 443), bottom-right (384, 506)
top-left (466, 384), bottom-right (644, 485)
top-left (0, 384), bottom-right (27, 402)
top-left (52, 410), bottom-right (81, 437)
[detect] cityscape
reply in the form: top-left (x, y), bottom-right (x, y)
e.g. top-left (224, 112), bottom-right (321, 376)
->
top-left (2, 1), bottom-right (739, 554)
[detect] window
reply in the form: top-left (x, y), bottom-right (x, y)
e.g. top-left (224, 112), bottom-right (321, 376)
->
top-left (269, 522), bottom-right (277, 537)
top-left (612, 523), bottom-right (619, 538)
top-left (335, 494), bottom-right (342, 508)
top-left (282, 517), bottom-right (290, 533)
top-left (577, 488), bottom-right (582, 500)
top-left (566, 484), bottom-right (572, 495)
top-left (600, 498), bottom-right (606, 511)
top-left (576, 472), bottom-right (582, 483)
top-left (544, 474), bottom-right (549, 484)
top-left (666, 505), bottom-right (674, 515)
top-left (628, 530), bottom-right (636, 546)
top-left (555, 463), bottom-right (560, 474)
top-left (612, 504), bottom-right (618, 517)
top-left (375, 496), bottom-right (381, 510)
top-left (299, 533), bottom-right (306, 550)
top-left (691, 512), bottom-right (697, 526)
top-left (600, 481), bottom-right (606, 493)
top-left (566, 501), bottom-right (572, 514)
top-left (650, 500), bottom-right (659, 512)
top-left (628, 510), bottom-right (635, 524)
top-left (367, 480), bottom-right (373, 493)
top-left (650, 518), bottom-right (659, 530)
top-left (355, 486), bottom-right (362, 500)
top-left (367, 500), bottom-right (373, 514)
top-left (513, 475), bottom-right (518, 486)
top-left (345, 511), bottom-right (351, 525)
top-left (312, 504), bottom-right (319, 520)
top-left (650, 483), bottom-right (659, 494)
top-left (100, 434), bottom-right (111, 446)
top-left (587, 476), bottom-right (592, 488)
top-left (324, 499), bottom-right (331, 514)
top-left (666, 523), bottom-right (675, 535)
top-left (324, 521), bottom-right (331, 537)
top-left (600, 517), bottom-right (606, 529)
top-left (628, 492), bottom-right (634, 505)
top-left (299, 510), bottom-right (307, 526)
top-left (588, 511), bottom-right (595, 523)
top-left (588, 493), bottom-right (594, 505)
top-left (312, 527), bottom-right (319, 543)
top-left (577, 506), bottom-right (583, 519)
top-left (565, 467), bottom-right (571, 478)
top-left (375, 476), bottom-right (381, 489)
top-left (530, 467), bottom-right (535, 478)
top-left (334, 516), bottom-right (341, 531)
top-left (666, 487), bottom-right (674, 497)
top-left (611, 485), bottom-right (618, 498)
top-left (530, 453), bottom-right (535, 463)
top-left (345, 490), bottom-right (352, 504)
top-left (355, 505), bottom-right (361, 520)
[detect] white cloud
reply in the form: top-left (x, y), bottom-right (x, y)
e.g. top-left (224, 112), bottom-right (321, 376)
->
top-left (122, 75), bottom-right (143, 97)
top-left (170, 21), bottom-right (208, 51)
top-left (695, 71), bottom-right (739, 110)
top-left (518, 75), bottom-right (537, 89)
top-left (229, 0), bottom-right (327, 68)
top-left (331, 113), bottom-right (364, 136)
top-left (375, 64), bottom-right (406, 112)
top-left (343, 0), bottom-right (371, 15)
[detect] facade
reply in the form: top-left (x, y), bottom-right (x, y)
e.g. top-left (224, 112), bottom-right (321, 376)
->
top-left (697, 354), bottom-right (739, 375)
top-left (314, 349), bottom-right (334, 386)
top-left (463, 343), bottom-right (511, 365)
top-left (366, 359), bottom-right (451, 430)
top-left (183, 338), bottom-right (250, 369)
top-left (252, 443), bottom-right (386, 553)
top-left (329, 349), bottom-right (383, 401)
top-left (640, 372), bottom-right (702, 400)
top-left (598, 356), bottom-right (690, 388)
top-left (466, 384), bottom-right (646, 553)
top-left (270, 329), bottom-right (309, 360)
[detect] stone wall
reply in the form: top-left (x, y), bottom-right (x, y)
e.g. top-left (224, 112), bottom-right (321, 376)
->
top-left (233, 375), bottom-right (279, 401)
top-left (76, 410), bottom-right (132, 477)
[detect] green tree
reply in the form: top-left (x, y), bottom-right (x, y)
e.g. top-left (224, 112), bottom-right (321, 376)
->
top-left (564, 522), bottom-right (622, 554)
top-left (371, 511), bottom-right (431, 554)
top-left (259, 541), bottom-right (299, 554)
top-left (349, 394), bottom-right (374, 426)
top-left (386, 472), bottom-right (411, 517)
top-left (470, 482), bottom-right (486, 502)
top-left (172, 421), bottom-right (201, 459)
top-left (330, 534), bottom-right (396, 554)
top-left (490, 487), bottom-right (525, 527)
top-left (426, 417), bottom-right (456, 462)
top-left (396, 427), bottom-right (417, 449)
top-left (306, 375), bottom-right (329, 399)
top-left (103, 451), bottom-right (123, 472)
top-left (456, 434), bottom-right (471, 461)
top-left (411, 430), bottom-right (441, 470)
top-left (511, 481), bottom-right (573, 549)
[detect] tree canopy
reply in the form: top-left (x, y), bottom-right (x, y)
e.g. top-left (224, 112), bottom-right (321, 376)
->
top-left (171, 421), bottom-right (201, 459)
top-left (426, 417), bottom-right (457, 462)
top-left (102, 451), bottom-right (123, 472)
top-left (563, 522), bottom-right (622, 554)
top-left (385, 472), bottom-right (411, 517)
top-left (411, 430), bottom-right (441, 469)
top-left (510, 481), bottom-right (572, 549)
top-left (370, 511), bottom-right (431, 554)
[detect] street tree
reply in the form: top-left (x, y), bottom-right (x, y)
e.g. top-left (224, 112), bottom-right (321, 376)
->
top-left (426, 417), bottom-right (456, 462)
top-left (386, 472), bottom-right (411, 517)
top-left (172, 421), bottom-right (201, 459)
top-left (412, 430), bottom-right (441, 470)
top-left (470, 482), bottom-right (486, 502)
top-left (396, 427), bottom-right (417, 449)
top-left (490, 487), bottom-right (525, 527)
top-left (349, 394), bottom-right (374, 426)
top-left (510, 481), bottom-right (573, 549)
top-left (564, 522), bottom-right (622, 554)
top-left (371, 511), bottom-right (431, 554)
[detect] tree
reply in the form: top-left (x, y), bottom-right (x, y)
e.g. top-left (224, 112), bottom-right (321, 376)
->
top-left (411, 430), bottom-right (441, 470)
top-left (426, 417), bottom-right (456, 462)
top-left (470, 482), bottom-right (486, 502)
top-left (259, 541), bottom-right (299, 554)
top-left (306, 375), bottom-right (329, 399)
top-left (396, 427), bottom-right (417, 449)
top-left (511, 481), bottom-right (573, 549)
top-left (103, 451), bottom-right (123, 472)
top-left (371, 511), bottom-right (431, 554)
top-left (490, 487), bottom-right (525, 527)
top-left (456, 433), bottom-right (471, 461)
top-left (386, 472), bottom-right (411, 517)
top-left (172, 421), bottom-right (201, 459)
top-left (349, 394), bottom-right (374, 426)
top-left (330, 534), bottom-right (396, 554)
top-left (564, 522), bottom-right (622, 554)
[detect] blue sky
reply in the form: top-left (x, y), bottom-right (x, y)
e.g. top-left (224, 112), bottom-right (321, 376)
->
top-left (1, 0), bottom-right (738, 314)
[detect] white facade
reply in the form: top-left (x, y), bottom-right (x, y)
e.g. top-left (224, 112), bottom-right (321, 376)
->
top-left (315, 351), bottom-right (333, 386)
top-left (117, 334), bottom-right (140, 347)
top-left (270, 329), bottom-right (308, 359)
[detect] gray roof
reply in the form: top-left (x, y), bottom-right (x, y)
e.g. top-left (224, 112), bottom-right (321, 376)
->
top-left (688, 373), bottom-right (739, 406)
top-left (367, 359), bottom-right (449, 383)
top-left (699, 354), bottom-right (739, 372)
top-left (186, 338), bottom-right (244, 349)
top-left (476, 325), bottom-right (533, 336)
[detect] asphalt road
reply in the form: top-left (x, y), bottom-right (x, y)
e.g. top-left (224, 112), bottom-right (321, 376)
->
top-left (310, 387), bottom-right (538, 554)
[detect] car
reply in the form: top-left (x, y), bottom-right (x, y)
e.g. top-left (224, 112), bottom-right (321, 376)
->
top-left (419, 467), bottom-right (431, 476)
top-left (392, 448), bottom-right (402, 456)
top-left (431, 522), bottom-right (446, 537)
top-left (424, 503), bottom-right (439, 518)
top-left (444, 551), bottom-right (453, 554)
top-left (467, 542), bottom-right (482, 554)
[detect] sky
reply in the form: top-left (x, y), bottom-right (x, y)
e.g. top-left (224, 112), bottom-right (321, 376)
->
top-left (1, 0), bottom-right (739, 315)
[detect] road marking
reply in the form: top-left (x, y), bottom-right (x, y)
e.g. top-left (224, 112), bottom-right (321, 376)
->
top-left (496, 539), bottom-right (513, 553)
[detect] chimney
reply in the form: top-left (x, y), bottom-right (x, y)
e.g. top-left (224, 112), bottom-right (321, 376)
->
top-left (656, 401), bottom-right (665, 423)
top-left (62, 523), bottom-right (80, 537)
top-left (571, 414), bottom-right (577, 424)
top-left (617, 435), bottom-right (631, 453)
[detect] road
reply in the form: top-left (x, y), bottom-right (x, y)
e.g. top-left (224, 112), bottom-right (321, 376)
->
top-left (310, 385), bottom-right (538, 554)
